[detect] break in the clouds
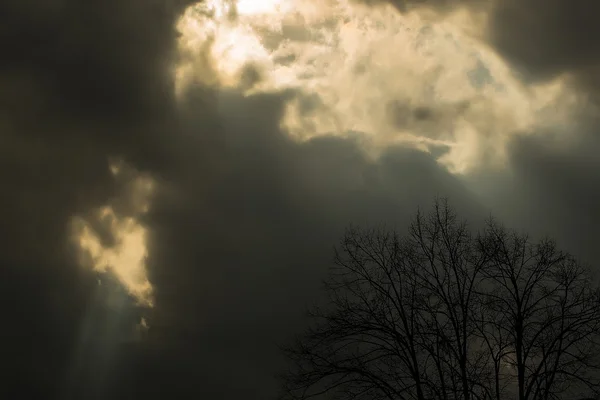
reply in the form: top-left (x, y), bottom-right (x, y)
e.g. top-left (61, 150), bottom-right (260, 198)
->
top-left (2, 0), bottom-right (600, 399)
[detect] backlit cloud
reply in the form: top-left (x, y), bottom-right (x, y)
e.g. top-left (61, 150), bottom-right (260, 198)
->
top-left (176, 0), bottom-right (581, 173)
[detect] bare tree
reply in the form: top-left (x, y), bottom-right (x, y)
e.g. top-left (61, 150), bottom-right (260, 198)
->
top-left (279, 199), bottom-right (600, 400)
top-left (475, 221), bottom-right (600, 400)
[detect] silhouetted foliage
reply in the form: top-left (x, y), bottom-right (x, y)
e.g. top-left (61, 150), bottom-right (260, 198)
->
top-left (280, 199), bottom-right (600, 400)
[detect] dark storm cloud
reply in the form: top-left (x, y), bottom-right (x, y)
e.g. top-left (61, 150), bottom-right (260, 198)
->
top-left (0, 0), bottom-right (192, 397)
top-left (489, 0), bottom-right (600, 84)
top-left (467, 122), bottom-right (600, 269)
top-left (135, 85), bottom-right (484, 399)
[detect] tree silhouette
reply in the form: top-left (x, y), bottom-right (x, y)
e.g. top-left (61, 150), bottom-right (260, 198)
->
top-left (280, 199), bottom-right (600, 400)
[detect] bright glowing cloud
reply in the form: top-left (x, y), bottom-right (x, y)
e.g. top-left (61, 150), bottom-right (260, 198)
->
top-left (236, 0), bottom-right (291, 15)
top-left (175, 0), bottom-right (581, 173)
top-left (72, 162), bottom-right (155, 307)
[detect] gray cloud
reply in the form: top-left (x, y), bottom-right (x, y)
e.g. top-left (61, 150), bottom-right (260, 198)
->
top-left (469, 122), bottom-right (600, 266)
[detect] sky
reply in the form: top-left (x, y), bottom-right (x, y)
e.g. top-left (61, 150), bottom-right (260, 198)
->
top-left (2, 0), bottom-right (600, 398)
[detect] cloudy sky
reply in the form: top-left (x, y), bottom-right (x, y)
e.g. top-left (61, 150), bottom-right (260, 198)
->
top-left (2, 0), bottom-right (600, 398)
